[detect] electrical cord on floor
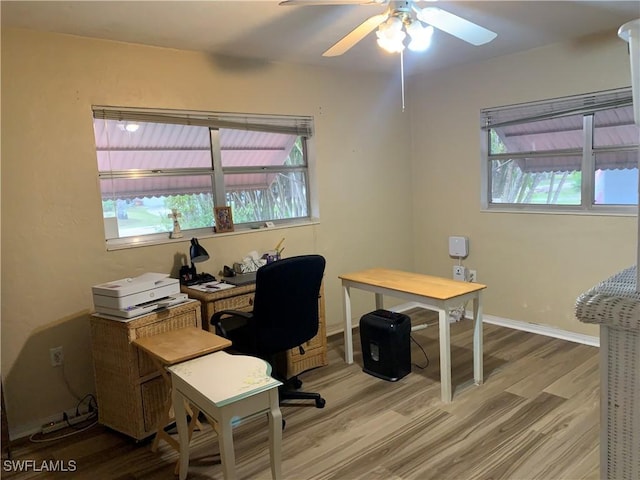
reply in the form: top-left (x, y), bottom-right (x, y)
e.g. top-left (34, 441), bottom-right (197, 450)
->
top-left (28, 394), bottom-right (99, 443)
top-left (410, 334), bottom-right (430, 370)
top-left (74, 394), bottom-right (97, 417)
top-left (28, 419), bottom-right (98, 443)
top-left (66, 394), bottom-right (98, 430)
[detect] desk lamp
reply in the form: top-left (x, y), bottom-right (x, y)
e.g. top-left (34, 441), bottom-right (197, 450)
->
top-left (181, 238), bottom-right (215, 285)
top-left (190, 237), bottom-right (209, 269)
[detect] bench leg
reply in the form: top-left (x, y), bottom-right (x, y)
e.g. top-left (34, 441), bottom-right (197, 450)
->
top-left (267, 390), bottom-right (283, 479)
top-left (215, 413), bottom-right (237, 480)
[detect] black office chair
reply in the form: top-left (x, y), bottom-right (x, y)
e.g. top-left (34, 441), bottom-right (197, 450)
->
top-left (211, 254), bottom-right (327, 409)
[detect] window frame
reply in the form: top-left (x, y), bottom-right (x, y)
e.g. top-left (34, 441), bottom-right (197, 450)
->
top-left (93, 106), bottom-right (316, 249)
top-left (480, 88), bottom-right (638, 215)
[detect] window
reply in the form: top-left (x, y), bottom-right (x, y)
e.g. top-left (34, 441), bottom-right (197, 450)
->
top-left (481, 88), bottom-right (639, 213)
top-left (92, 107), bottom-right (314, 247)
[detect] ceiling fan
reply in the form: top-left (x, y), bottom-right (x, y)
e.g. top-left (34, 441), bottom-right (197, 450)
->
top-left (279, 0), bottom-right (497, 56)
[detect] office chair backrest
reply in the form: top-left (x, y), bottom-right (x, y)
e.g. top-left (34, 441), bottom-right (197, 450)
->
top-left (251, 255), bottom-right (326, 355)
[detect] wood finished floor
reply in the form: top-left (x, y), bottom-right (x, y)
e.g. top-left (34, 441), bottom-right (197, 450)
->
top-left (3, 308), bottom-right (600, 480)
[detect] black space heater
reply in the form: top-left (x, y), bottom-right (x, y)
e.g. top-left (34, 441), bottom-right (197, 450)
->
top-left (359, 309), bottom-right (411, 381)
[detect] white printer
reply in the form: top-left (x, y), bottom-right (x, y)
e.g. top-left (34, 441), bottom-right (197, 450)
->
top-left (92, 272), bottom-right (187, 319)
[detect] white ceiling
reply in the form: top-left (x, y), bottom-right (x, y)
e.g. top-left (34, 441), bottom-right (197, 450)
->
top-left (2, 1), bottom-right (639, 76)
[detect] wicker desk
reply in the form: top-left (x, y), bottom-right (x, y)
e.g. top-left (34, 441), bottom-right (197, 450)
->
top-left (90, 300), bottom-right (202, 441)
top-left (181, 283), bottom-right (328, 377)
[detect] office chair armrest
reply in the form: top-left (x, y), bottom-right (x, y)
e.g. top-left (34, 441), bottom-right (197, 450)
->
top-left (210, 310), bottom-right (253, 338)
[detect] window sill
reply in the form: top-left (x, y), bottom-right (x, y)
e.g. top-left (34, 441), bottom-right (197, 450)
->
top-left (105, 218), bottom-right (320, 251)
top-left (481, 205), bottom-right (637, 216)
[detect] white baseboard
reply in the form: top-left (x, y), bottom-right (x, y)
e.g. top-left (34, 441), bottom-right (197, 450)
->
top-left (388, 302), bottom-right (426, 313)
top-left (326, 302), bottom-right (600, 346)
top-left (480, 312), bottom-right (599, 347)
top-left (391, 302), bottom-right (600, 347)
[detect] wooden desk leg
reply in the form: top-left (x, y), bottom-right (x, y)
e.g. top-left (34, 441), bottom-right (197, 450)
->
top-left (267, 390), bottom-right (283, 480)
top-left (438, 307), bottom-right (452, 403)
top-left (151, 359), bottom-right (180, 453)
top-left (151, 401), bottom-right (180, 452)
top-left (174, 406), bottom-right (205, 475)
top-left (173, 387), bottom-right (190, 480)
top-left (150, 354), bottom-right (202, 454)
top-left (342, 284), bottom-right (354, 364)
top-left (215, 412), bottom-right (237, 480)
top-left (473, 291), bottom-right (484, 386)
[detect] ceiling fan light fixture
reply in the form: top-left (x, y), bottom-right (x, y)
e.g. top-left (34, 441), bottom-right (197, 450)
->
top-left (376, 35), bottom-right (405, 53)
top-left (407, 22), bottom-right (433, 52)
top-left (376, 16), bottom-right (406, 53)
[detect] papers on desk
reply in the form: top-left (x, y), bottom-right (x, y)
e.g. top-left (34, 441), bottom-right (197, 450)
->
top-left (188, 281), bottom-right (237, 293)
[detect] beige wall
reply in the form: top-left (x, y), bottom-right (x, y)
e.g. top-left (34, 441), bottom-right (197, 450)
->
top-left (2, 25), bottom-right (637, 438)
top-left (1, 28), bottom-right (414, 436)
top-left (408, 30), bottom-right (637, 336)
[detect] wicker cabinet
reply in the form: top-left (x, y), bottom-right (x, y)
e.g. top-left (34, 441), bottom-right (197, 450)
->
top-left (576, 266), bottom-right (640, 480)
top-left (182, 284), bottom-right (327, 377)
top-left (90, 300), bottom-right (201, 441)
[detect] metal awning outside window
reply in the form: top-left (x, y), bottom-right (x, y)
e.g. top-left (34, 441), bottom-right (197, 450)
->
top-left (493, 106), bottom-right (639, 173)
top-left (483, 88), bottom-right (639, 174)
top-left (95, 118), bottom-right (302, 200)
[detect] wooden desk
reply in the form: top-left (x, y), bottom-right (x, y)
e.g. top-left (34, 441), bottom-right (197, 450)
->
top-left (169, 351), bottom-right (282, 480)
top-left (133, 327), bottom-right (231, 452)
top-left (182, 283), bottom-right (328, 377)
top-left (339, 268), bottom-right (487, 403)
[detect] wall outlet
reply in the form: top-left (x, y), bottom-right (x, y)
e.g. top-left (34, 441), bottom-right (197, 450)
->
top-left (468, 270), bottom-right (477, 282)
top-left (453, 265), bottom-right (467, 281)
top-left (50, 346), bottom-right (63, 367)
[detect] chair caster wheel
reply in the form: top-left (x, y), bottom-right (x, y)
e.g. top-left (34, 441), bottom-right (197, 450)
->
top-left (315, 398), bottom-right (326, 409)
top-left (292, 378), bottom-right (303, 389)
top-left (282, 419), bottom-right (286, 430)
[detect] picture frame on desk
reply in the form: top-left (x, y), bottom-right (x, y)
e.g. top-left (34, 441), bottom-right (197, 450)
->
top-left (214, 206), bottom-right (234, 233)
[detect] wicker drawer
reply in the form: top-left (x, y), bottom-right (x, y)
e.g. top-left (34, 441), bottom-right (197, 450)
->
top-left (288, 332), bottom-right (323, 357)
top-left (286, 292), bottom-right (327, 377)
top-left (140, 376), bottom-right (167, 433)
top-left (287, 350), bottom-right (327, 377)
top-left (212, 293), bottom-right (254, 312)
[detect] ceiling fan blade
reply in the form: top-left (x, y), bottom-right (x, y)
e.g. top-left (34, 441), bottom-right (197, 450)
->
top-left (416, 6), bottom-right (497, 46)
top-left (279, 0), bottom-right (386, 5)
top-left (323, 13), bottom-right (388, 57)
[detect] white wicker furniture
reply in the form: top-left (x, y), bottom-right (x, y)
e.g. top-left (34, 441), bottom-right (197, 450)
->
top-left (576, 266), bottom-right (640, 480)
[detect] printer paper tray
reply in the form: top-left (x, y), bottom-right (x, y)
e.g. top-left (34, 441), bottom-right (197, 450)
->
top-left (94, 294), bottom-right (188, 320)
top-left (95, 303), bottom-right (159, 319)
